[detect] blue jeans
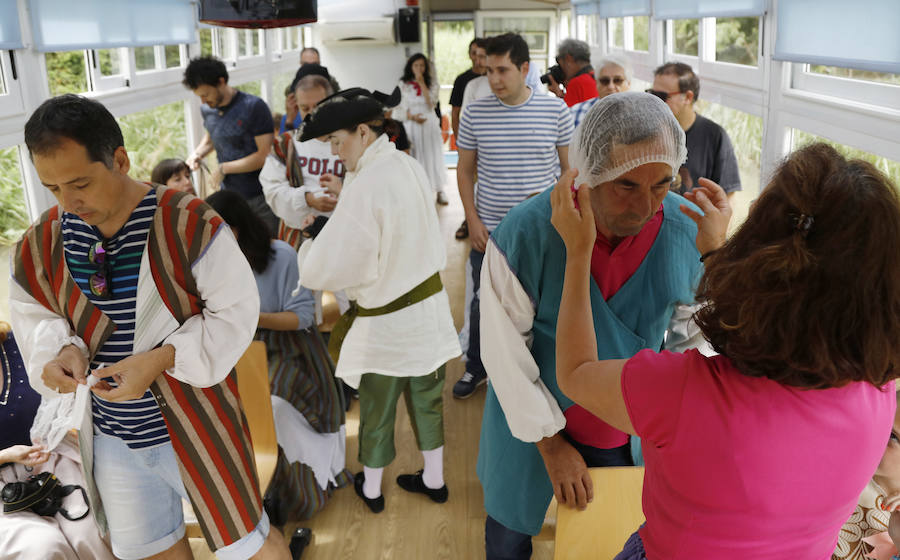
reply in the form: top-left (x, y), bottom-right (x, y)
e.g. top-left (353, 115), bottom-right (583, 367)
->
top-left (93, 431), bottom-right (271, 560)
top-left (485, 440), bottom-right (633, 560)
top-left (466, 249), bottom-right (486, 377)
top-left (613, 527), bottom-right (647, 560)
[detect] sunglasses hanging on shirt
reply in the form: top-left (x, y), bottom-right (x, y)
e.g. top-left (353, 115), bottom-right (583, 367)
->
top-left (88, 240), bottom-right (112, 299)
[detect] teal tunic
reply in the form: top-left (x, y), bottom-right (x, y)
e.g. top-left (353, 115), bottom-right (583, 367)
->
top-left (476, 189), bottom-right (702, 535)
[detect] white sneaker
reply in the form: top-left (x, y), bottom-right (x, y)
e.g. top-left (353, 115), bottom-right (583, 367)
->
top-left (436, 191), bottom-right (449, 205)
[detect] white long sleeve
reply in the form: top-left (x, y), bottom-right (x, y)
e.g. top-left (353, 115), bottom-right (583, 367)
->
top-left (480, 239), bottom-right (567, 443)
top-left (259, 153), bottom-right (312, 229)
top-left (8, 279), bottom-right (90, 399)
top-left (161, 227), bottom-right (260, 387)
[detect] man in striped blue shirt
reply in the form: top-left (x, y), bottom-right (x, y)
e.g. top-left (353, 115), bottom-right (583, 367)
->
top-left (453, 33), bottom-right (574, 399)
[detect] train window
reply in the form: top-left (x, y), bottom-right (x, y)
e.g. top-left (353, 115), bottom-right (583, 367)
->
top-left (45, 51), bottom-right (89, 96)
top-left (165, 45), bottom-right (182, 69)
top-left (117, 101), bottom-right (188, 182)
top-left (714, 17), bottom-right (758, 67)
top-left (632, 16), bottom-right (649, 52)
top-left (199, 29), bottom-right (214, 56)
top-left (807, 65), bottom-right (900, 87)
top-left (134, 46), bottom-right (157, 72)
top-left (0, 146), bottom-right (27, 247)
top-left (609, 17), bottom-right (624, 49)
top-left (669, 19), bottom-right (699, 57)
top-left (792, 129), bottom-right (900, 187)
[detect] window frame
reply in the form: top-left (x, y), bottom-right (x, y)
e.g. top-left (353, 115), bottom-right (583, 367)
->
top-left (0, 51), bottom-right (24, 119)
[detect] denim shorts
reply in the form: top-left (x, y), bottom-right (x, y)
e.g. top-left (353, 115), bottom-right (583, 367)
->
top-left (93, 431), bottom-right (270, 560)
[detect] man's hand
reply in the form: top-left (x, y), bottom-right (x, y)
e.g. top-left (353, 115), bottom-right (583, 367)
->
top-left (680, 178), bottom-right (732, 256)
top-left (550, 168), bottom-right (595, 259)
top-left (0, 444), bottom-right (50, 467)
top-left (186, 153), bottom-right (202, 171)
top-left (536, 434), bottom-right (593, 510)
top-left (41, 344), bottom-right (88, 394)
top-left (305, 191), bottom-right (338, 213)
top-left (467, 215), bottom-right (490, 253)
top-left (320, 173), bottom-right (343, 197)
top-left (548, 75), bottom-right (565, 99)
top-left (91, 346), bottom-right (175, 403)
top-left (415, 113), bottom-right (427, 124)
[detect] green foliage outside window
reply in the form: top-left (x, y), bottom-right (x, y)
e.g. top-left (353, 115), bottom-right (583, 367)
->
top-left (199, 29), bottom-right (214, 56)
top-left (235, 80), bottom-right (262, 98)
top-left (134, 46), bottom-right (156, 71)
top-left (0, 147), bottom-right (28, 246)
top-left (715, 17), bottom-right (758, 66)
top-left (808, 65), bottom-right (900, 86)
top-left (434, 20), bottom-right (474, 88)
top-left (118, 102), bottom-right (188, 183)
top-left (793, 130), bottom-right (900, 187)
top-left (45, 51), bottom-right (88, 96)
top-left (633, 17), bottom-right (649, 52)
top-left (673, 19), bottom-right (699, 56)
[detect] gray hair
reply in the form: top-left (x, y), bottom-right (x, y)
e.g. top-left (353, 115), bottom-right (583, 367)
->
top-left (557, 38), bottom-right (591, 63)
top-left (596, 54), bottom-right (632, 82)
top-left (295, 74), bottom-right (334, 96)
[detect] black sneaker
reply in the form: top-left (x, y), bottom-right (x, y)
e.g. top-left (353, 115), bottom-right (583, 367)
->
top-left (353, 471), bottom-right (384, 513)
top-left (452, 371), bottom-right (486, 399)
top-left (289, 528), bottom-right (312, 560)
top-left (396, 470), bottom-right (448, 503)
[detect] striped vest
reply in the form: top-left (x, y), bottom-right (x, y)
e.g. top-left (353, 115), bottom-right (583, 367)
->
top-left (13, 187), bottom-right (263, 551)
top-left (272, 130), bottom-right (305, 250)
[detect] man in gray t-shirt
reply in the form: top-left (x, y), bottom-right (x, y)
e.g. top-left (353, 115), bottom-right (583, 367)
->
top-left (649, 62), bottom-right (741, 197)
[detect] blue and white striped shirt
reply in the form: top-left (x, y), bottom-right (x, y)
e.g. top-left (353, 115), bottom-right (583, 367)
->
top-left (571, 96), bottom-right (601, 129)
top-left (457, 89), bottom-right (574, 231)
top-left (62, 190), bottom-right (170, 450)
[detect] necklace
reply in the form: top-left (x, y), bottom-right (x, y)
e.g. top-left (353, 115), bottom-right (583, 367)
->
top-left (0, 342), bottom-right (10, 406)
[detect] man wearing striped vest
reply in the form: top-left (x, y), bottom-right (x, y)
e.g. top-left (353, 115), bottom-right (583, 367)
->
top-left (9, 95), bottom-right (290, 559)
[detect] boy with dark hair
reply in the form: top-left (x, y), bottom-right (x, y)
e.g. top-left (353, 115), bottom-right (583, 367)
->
top-left (452, 32), bottom-right (574, 400)
top-left (11, 94), bottom-right (290, 559)
top-left (183, 55), bottom-right (277, 234)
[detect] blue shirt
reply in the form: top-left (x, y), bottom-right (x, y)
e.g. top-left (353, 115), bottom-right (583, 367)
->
top-left (456, 90), bottom-right (574, 231)
top-left (62, 190), bottom-right (170, 449)
top-left (201, 90), bottom-right (273, 199)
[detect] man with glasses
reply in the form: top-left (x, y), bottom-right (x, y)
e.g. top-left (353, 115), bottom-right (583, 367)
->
top-left (9, 95), bottom-right (291, 559)
top-left (648, 62), bottom-right (741, 198)
top-left (571, 54), bottom-right (633, 127)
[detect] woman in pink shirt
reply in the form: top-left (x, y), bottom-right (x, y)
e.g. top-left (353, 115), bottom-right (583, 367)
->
top-left (550, 142), bottom-right (900, 560)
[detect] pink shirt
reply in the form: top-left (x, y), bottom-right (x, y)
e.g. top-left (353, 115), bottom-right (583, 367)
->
top-left (564, 207), bottom-right (664, 449)
top-left (622, 349), bottom-right (895, 560)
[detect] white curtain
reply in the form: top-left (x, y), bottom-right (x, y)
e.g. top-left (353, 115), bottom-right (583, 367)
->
top-left (29, 0), bottom-right (195, 52)
top-left (773, 0), bottom-right (900, 74)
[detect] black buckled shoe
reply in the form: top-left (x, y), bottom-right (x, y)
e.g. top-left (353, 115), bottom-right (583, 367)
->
top-left (396, 470), bottom-right (448, 503)
top-left (353, 471), bottom-right (384, 513)
top-left (289, 527), bottom-right (312, 560)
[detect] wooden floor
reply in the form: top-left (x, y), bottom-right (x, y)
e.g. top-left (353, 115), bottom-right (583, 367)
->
top-left (192, 168), bottom-right (555, 560)
top-left (289, 169), bottom-right (554, 560)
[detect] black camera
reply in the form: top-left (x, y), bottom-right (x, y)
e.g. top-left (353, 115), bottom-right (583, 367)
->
top-left (2, 471), bottom-right (89, 520)
top-left (540, 64), bottom-right (565, 85)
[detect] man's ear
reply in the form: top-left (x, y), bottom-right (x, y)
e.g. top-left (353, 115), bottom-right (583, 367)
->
top-left (113, 146), bottom-right (130, 175)
top-left (684, 90), bottom-right (695, 104)
top-left (521, 60), bottom-right (530, 76)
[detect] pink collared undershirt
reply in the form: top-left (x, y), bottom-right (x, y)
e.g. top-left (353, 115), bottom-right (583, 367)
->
top-left (562, 205), bottom-right (665, 449)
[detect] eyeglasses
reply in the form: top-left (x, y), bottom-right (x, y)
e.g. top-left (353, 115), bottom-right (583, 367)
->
top-left (645, 88), bottom-right (683, 102)
top-left (88, 240), bottom-right (111, 299)
top-left (598, 76), bottom-right (627, 86)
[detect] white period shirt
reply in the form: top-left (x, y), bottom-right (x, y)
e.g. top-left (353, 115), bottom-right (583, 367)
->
top-left (299, 135), bottom-right (461, 387)
top-left (259, 137), bottom-right (342, 229)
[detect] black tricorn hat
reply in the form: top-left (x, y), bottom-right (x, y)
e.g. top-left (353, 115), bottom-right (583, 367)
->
top-left (298, 87), bottom-right (401, 142)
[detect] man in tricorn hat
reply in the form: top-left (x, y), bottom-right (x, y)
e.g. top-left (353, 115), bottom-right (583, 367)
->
top-left (297, 89), bottom-right (461, 513)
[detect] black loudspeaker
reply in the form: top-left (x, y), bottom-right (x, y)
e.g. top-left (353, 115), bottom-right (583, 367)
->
top-left (199, 0), bottom-right (317, 29)
top-left (397, 7), bottom-right (420, 43)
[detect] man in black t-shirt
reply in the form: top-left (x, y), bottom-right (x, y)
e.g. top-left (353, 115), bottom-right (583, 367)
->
top-left (449, 38), bottom-right (487, 240)
top-left (649, 62), bottom-right (741, 198)
top-left (450, 38), bottom-right (488, 140)
top-left (183, 56), bottom-right (277, 233)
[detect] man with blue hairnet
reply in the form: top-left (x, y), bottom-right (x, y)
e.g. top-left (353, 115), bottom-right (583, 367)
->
top-left (476, 91), bottom-right (731, 559)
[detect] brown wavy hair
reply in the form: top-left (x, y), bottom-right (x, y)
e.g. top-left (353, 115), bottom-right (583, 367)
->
top-left (695, 143), bottom-right (900, 389)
